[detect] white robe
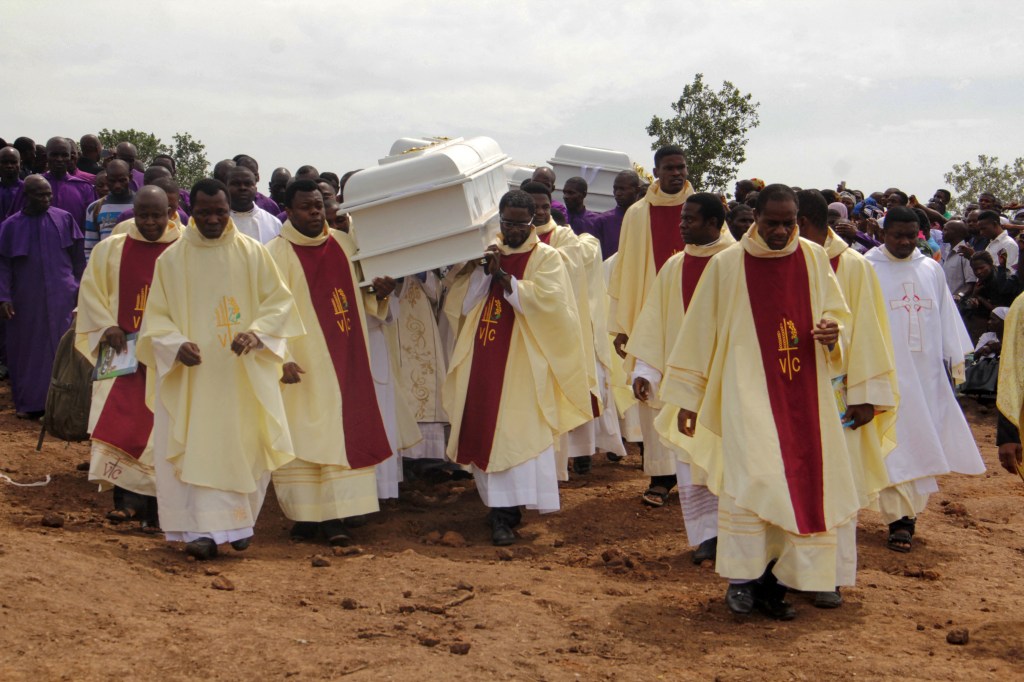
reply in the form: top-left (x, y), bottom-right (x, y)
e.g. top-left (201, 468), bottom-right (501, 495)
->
top-left (369, 296), bottom-right (404, 499)
top-left (230, 207), bottom-right (282, 245)
top-left (864, 246), bottom-right (984, 488)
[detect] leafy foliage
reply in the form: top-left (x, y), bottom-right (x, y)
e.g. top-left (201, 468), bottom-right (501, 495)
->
top-left (96, 128), bottom-right (210, 189)
top-left (942, 155), bottom-right (1024, 213)
top-left (646, 74), bottom-right (760, 193)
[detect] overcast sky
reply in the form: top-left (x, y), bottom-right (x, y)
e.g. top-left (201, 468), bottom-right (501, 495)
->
top-left (5, 1), bottom-right (1022, 198)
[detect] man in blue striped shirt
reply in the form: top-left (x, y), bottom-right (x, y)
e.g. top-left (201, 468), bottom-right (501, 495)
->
top-left (84, 160), bottom-right (133, 258)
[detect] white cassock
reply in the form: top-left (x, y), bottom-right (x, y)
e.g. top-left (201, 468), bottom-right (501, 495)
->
top-left (396, 273), bottom-right (449, 460)
top-left (230, 207), bottom-right (282, 245)
top-left (864, 246), bottom-right (984, 521)
top-left (368, 296), bottom-right (404, 499)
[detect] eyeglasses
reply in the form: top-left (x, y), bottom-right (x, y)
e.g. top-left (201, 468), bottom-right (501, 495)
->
top-left (500, 218), bottom-right (534, 229)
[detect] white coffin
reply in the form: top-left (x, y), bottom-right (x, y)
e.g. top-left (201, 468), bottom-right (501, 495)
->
top-left (549, 144), bottom-right (635, 214)
top-left (341, 136), bottom-right (510, 285)
top-left (504, 163), bottom-right (535, 193)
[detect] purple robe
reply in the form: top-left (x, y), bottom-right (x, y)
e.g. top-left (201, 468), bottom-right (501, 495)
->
top-left (117, 206), bottom-right (189, 225)
top-left (276, 209), bottom-right (288, 223)
top-left (178, 189), bottom-right (191, 216)
top-left (567, 208), bottom-right (599, 237)
top-left (128, 168), bottom-right (145, 192)
top-left (41, 172), bottom-right (93, 232)
top-left (1, 179), bottom-right (24, 221)
top-left (255, 191), bottom-right (281, 215)
top-left (0, 208), bottom-right (85, 412)
top-left (551, 199), bottom-right (568, 220)
top-left (586, 205), bottom-right (627, 258)
top-left (72, 168), bottom-right (96, 183)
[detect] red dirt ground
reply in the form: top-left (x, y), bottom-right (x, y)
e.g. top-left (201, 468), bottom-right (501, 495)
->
top-left (1, 385), bottom-right (1022, 681)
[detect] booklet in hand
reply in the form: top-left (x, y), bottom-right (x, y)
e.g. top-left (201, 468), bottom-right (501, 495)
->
top-left (95, 332), bottom-right (139, 380)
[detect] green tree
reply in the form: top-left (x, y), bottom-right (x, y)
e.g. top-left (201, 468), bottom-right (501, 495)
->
top-left (170, 132), bottom-right (209, 189)
top-left (96, 128), bottom-right (210, 189)
top-left (646, 74), bottom-right (760, 193)
top-left (97, 128), bottom-right (170, 166)
top-left (943, 155), bottom-right (1024, 213)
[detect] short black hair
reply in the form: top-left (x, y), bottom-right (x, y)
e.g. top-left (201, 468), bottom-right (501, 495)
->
top-left (820, 189), bottom-right (838, 204)
top-left (152, 176), bottom-right (180, 194)
top-left (755, 184), bottom-right (797, 213)
top-left (319, 172), bottom-right (340, 190)
top-left (190, 178), bottom-right (228, 208)
top-left (890, 190), bottom-right (909, 205)
top-left (564, 176), bottom-right (588, 193)
top-left (284, 178), bottom-right (320, 208)
top-left (935, 189), bottom-right (951, 202)
top-left (499, 189), bottom-right (536, 214)
top-left (685, 192), bottom-right (726, 229)
top-left (654, 145), bottom-right (686, 167)
top-left (977, 209), bottom-right (1002, 225)
top-left (970, 250), bottom-right (994, 265)
top-left (521, 181), bottom-right (551, 198)
top-left (795, 189), bottom-right (828, 229)
top-left (884, 205), bottom-right (919, 227)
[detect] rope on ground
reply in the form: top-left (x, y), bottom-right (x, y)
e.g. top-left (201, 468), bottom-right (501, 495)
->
top-left (0, 473), bottom-right (51, 487)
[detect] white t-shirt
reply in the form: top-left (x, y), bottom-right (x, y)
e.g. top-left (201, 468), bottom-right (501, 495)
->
top-left (231, 206), bottom-right (282, 244)
top-left (985, 230), bottom-right (1019, 271)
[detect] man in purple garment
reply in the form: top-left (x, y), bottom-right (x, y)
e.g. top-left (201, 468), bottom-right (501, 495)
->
top-left (77, 135), bottom-right (103, 176)
top-left (587, 170), bottom-right (642, 258)
top-left (1, 147), bottom-right (25, 221)
top-left (150, 153), bottom-right (192, 215)
top-left (66, 139), bottom-right (95, 183)
top-left (233, 154), bottom-right (281, 214)
top-left (0, 175), bottom-right (85, 418)
top-left (562, 176), bottom-right (600, 236)
top-left (115, 142), bottom-right (147, 191)
top-left (42, 137), bottom-right (94, 231)
top-left (531, 167), bottom-right (568, 217)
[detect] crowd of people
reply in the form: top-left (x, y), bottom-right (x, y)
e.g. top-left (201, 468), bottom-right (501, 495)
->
top-left (1, 133), bottom-right (1022, 623)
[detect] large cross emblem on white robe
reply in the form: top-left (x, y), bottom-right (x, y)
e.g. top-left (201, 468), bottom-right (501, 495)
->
top-left (890, 282), bottom-right (932, 352)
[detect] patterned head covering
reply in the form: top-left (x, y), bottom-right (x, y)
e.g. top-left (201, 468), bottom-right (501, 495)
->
top-left (750, 178), bottom-right (766, 191)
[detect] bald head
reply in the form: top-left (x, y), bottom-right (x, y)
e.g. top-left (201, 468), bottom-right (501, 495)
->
top-left (532, 167), bottom-right (556, 192)
top-left (80, 134), bottom-right (101, 159)
top-left (0, 146), bottom-right (20, 182)
top-left (213, 159), bottom-right (236, 183)
top-left (105, 160), bottom-right (132, 198)
top-left (144, 165), bottom-right (172, 185)
top-left (116, 142), bottom-right (138, 159)
top-left (135, 185), bottom-right (168, 210)
top-left (295, 165), bottom-right (319, 180)
top-left (23, 174), bottom-right (52, 215)
top-left (134, 186), bottom-right (170, 241)
top-left (45, 137), bottom-right (71, 177)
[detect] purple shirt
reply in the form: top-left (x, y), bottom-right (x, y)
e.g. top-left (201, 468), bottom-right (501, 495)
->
top-left (255, 192), bottom-right (280, 215)
top-left (0, 179), bottom-right (24, 221)
top-left (567, 208), bottom-right (599, 237)
top-left (128, 168), bottom-right (145, 192)
top-left (0, 208), bottom-right (85, 412)
top-left (178, 189), bottom-right (191, 216)
top-left (41, 172), bottom-right (94, 232)
top-left (586, 205), bottom-right (628, 258)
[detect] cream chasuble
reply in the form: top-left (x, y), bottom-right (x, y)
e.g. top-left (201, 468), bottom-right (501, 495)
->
top-left (137, 219), bottom-right (304, 495)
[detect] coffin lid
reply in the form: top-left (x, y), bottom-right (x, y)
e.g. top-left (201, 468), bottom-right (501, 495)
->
top-left (342, 136), bottom-right (510, 212)
top-left (547, 144), bottom-right (633, 172)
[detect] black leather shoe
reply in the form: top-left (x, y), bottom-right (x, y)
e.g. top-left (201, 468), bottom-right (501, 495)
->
top-left (572, 456), bottom-right (592, 475)
top-left (230, 537), bottom-right (251, 551)
top-left (813, 589), bottom-right (843, 609)
top-left (321, 519), bottom-right (352, 547)
top-left (693, 537), bottom-right (717, 564)
top-left (290, 521), bottom-right (320, 541)
top-left (185, 537), bottom-right (218, 560)
top-left (755, 583), bottom-right (796, 620)
top-left (491, 521), bottom-right (516, 546)
top-left (725, 583), bottom-right (755, 614)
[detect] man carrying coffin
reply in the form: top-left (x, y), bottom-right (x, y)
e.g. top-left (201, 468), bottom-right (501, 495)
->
top-left (137, 179), bottom-right (304, 560)
top-left (662, 184), bottom-right (856, 620)
top-left (267, 179), bottom-right (395, 545)
top-left (608, 145), bottom-right (694, 506)
top-left (629, 192), bottom-right (735, 564)
top-left (444, 190), bottom-right (591, 546)
top-left (76, 186), bottom-right (180, 527)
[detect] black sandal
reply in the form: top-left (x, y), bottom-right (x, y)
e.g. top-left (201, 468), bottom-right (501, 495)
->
top-left (641, 485), bottom-right (670, 507)
top-left (887, 517), bottom-right (915, 553)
